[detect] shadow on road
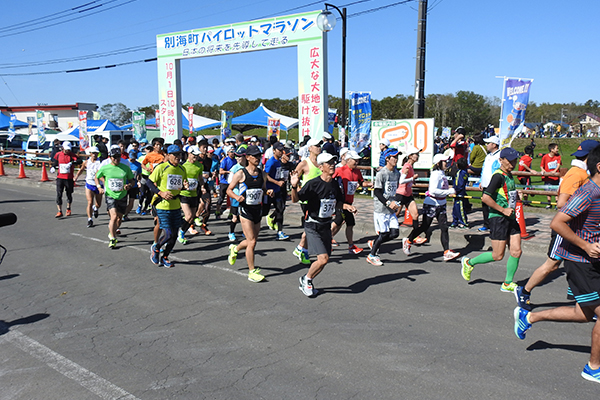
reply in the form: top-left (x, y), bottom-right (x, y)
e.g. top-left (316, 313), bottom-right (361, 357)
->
top-left (527, 340), bottom-right (590, 354)
top-left (319, 269), bottom-right (429, 295)
top-left (0, 273), bottom-right (20, 281)
top-left (0, 313), bottom-right (50, 336)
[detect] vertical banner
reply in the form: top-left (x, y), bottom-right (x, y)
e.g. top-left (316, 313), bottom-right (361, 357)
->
top-left (267, 118), bottom-right (281, 140)
top-left (441, 127), bottom-right (451, 139)
top-left (78, 110), bottom-right (89, 151)
top-left (27, 116), bottom-right (34, 136)
top-left (327, 108), bottom-right (337, 134)
top-left (155, 109), bottom-right (160, 128)
top-left (132, 111), bottom-right (147, 142)
top-left (348, 92), bottom-right (372, 154)
top-left (8, 114), bottom-right (16, 142)
top-left (36, 110), bottom-right (45, 146)
top-left (371, 118), bottom-right (434, 170)
top-left (499, 77), bottom-right (533, 148)
top-left (188, 107), bottom-right (194, 134)
top-left (220, 110), bottom-right (234, 140)
top-left (92, 111), bottom-right (101, 120)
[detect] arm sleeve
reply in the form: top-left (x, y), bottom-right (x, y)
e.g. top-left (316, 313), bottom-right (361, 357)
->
top-left (483, 173), bottom-right (503, 197)
top-left (373, 188), bottom-right (387, 205)
top-left (428, 172), bottom-right (455, 197)
top-left (399, 172), bottom-right (413, 184)
top-left (146, 178), bottom-right (161, 195)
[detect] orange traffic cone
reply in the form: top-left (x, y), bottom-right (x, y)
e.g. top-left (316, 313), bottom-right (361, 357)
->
top-left (401, 208), bottom-right (413, 226)
top-left (0, 160), bottom-right (5, 176)
top-left (40, 163), bottom-right (51, 182)
top-left (17, 161), bottom-right (28, 179)
top-left (515, 200), bottom-right (535, 240)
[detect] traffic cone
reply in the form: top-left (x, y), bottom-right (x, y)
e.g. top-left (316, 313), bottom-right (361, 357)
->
top-left (515, 200), bottom-right (535, 240)
top-left (0, 160), bottom-right (5, 176)
top-left (401, 208), bottom-right (413, 227)
top-left (40, 163), bottom-right (51, 182)
top-left (17, 161), bottom-right (28, 179)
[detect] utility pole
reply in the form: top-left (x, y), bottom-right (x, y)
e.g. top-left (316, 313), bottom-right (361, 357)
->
top-left (413, 0), bottom-right (427, 118)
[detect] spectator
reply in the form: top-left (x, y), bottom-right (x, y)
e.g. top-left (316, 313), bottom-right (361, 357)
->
top-left (450, 127), bottom-right (467, 162)
top-left (540, 143), bottom-right (561, 208)
top-left (468, 134), bottom-right (487, 177)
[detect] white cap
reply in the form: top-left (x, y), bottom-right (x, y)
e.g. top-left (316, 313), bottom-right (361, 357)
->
top-left (307, 138), bottom-right (323, 147)
top-left (339, 147), bottom-right (349, 159)
top-left (433, 153), bottom-right (450, 164)
top-left (317, 152), bottom-right (337, 165)
top-left (404, 145), bottom-right (421, 155)
top-left (322, 132), bottom-right (333, 140)
top-left (380, 138), bottom-right (391, 147)
top-left (188, 145), bottom-right (201, 155)
top-left (345, 150), bottom-right (361, 160)
top-left (110, 144), bottom-right (120, 150)
top-left (85, 146), bottom-right (99, 154)
top-left (484, 135), bottom-right (500, 145)
top-left (62, 141), bottom-right (72, 149)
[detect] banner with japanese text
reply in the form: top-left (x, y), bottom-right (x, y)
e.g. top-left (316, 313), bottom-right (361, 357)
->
top-left (371, 118), bottom-right (434, 170)
top-left (188, 107), bottom-right (194, 133)
top-left (36, 110), bottom-right (45, 146)
top-left (221, 110), bottom-right (234, 140)
top-left (349, 92), bottom-right (372, 154)
top-left (499, 78), bottom-right (533, 148)
top-left (78, 111), bottom-right (89, 151)
top-left (132, 111), bottom-right (147, 142)
top-left (267, 118), bottom-right (281, 140)
top-left (8, 114), bottom-right (16, 142)
top-left (155, 109), bottom-right (160, 128)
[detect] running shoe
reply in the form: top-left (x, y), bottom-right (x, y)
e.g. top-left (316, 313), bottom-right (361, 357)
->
top-left (501, 282), bottom-right (518, 293)
top-left (402, 238), bottom-right (411, 255)
top-left (514, 286), bottom-right (532, 311)
top-left (458, 224), bottom-right (469, 230)
top-left (55, 211), bottom-right (62, 218)
top-left (513, 306), bottom-right (532, 340)
top-left (461, 256), bottom-right (473, 281)
top-left (582, 364), bottom-right (600, 383)
top-left (150, 244), bottom-right (160, 265)
top-left (292, 247), bottom-right (303, 259)
top-left (228, 244), bottom-right (238, 265)
top-left (161, 256), bottom-right (174, 268)
top-left (136, 205), bottom-right (142, 214)
top-left (366, 254), bottom-right (383, 266)
top-left (108, 238), bottom-right (117, 249)
top-left (200, 224), bottom-right (212, 235)
top-left (443, 249), bottom-right (460, 262)
top-left (93, 207), bottom-right (99, 219)
top-left (140, 210), bottom-right (147, 216)
top-left (66, 209), bottom-right (71, 216)
top-left (87, 219), bottom-right (93, 228)
top-left (331, 239), bottom-right (339, 247)
top-left (367, 240), bottom-right (374, 250)
top-left (188, 227), bottom-right (199, 235)
top-left (194, 217), bottom-right (202, 226)
top-left (116, 229), bottom-right (121, 236)
top-left (248, 268), bottom-right (265, 282)
top-left (349, 244), bottom-right (364, 255)
top-left (277, 231), bottom-right (290, 241)
top-left (449, 224), bottom-right (457, 229)
top-left (266, 214), bottom-right (276, 230)
top-left (122, 215), bottom-right (130, 222)
top-left (177, 229), bottom-right (188, 244)
top-left (298, 275), bottom-right (317, 297)
top-left (413, 237), bottom-right (428, 245)
top-left (228, 232), bottom-right (236, 242)
top-left (215, 210), bottom-right (222, 219)
top-left (478, 226), bottom-right (489, 232)
top-left (299, 251), bottom-right (311, 265)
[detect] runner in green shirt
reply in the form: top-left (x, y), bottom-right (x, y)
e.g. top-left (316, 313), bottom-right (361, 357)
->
top-left (95, 147), bottom-right (135, 249)
top-left (177, 145), bottom-right (205, 244)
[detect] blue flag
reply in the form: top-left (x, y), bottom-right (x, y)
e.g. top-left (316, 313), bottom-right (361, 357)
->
top-left (349, 92), bottom-right (372, 154)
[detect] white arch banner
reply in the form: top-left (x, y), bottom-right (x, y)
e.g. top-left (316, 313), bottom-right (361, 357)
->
top-left (156, 10), bottom-right (329, 142)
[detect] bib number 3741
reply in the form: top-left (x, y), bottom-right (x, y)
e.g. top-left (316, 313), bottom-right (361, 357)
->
top-left (319, 199), bottom-right (336, 218)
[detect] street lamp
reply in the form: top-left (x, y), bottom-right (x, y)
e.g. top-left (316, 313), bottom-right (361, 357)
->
top-left (317, 4), bottom-right (347, 140)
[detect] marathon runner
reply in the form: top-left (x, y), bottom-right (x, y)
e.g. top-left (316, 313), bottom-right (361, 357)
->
top-left (74, 146), bottom-right (102, 227)
top-left (177, 145), bottom-right (205, 244)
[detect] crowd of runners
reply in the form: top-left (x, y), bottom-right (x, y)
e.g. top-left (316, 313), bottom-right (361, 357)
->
top-left (49, 132), bottom-right (600, 384)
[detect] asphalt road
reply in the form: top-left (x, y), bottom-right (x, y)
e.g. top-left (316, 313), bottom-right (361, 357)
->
top-left (0, 183), bottom-right (598, 399)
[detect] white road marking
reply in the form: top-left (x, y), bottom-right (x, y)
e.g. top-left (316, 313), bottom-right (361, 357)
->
top-left (70, 233), bottom-right (246, 277)
top-left (2, 325), bottom-right (139, 400)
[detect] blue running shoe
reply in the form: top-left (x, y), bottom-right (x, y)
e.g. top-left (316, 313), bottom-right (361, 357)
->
top-left (582, 363), bottom-right (600, 383)
top-left (514, 286), bottom-right (532, 311)
top-left (150, 244), bottom-right (160, 265)
top-left (228, 232), bottom-right (236, 242)
top-left (136, 205), bottom-right (142, 214)
top-left (277, 231), bottom-right (289, 241)
top-left (161, 256), bottom-right (174, 268)
top-left (514, 306), bottom-right (532, 340)
top-left (478, 226), bottom-right (489, 232)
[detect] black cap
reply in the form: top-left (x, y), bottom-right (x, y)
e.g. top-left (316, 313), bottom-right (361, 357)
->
top-left (246, 145), bottom-right (262, 156)
top-left (273, 142), bottom-right (285, 151)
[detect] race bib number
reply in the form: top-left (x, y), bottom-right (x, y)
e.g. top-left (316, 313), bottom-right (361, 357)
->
top-left (280, 170), bottom-right (290, 180)
top-left (508, 190), bottom-right (517, 209)
top-left (166, 174), bottom-right (183, 190)
top-left (274, 167), bottom-right (283, 180)
top-left (59, 163), bottom-right (72, 174)
top-left (347, 181), bottom-right (359, 196)
top-left (384, 182), bottom-right (398, 198)
top-left (188, 178), bottom-right (198, 191)
top-left (547, 160), bottom-right (558, 170)
top-left (319, 198), bottom-right (336, 219)
top-left (245, 188), bottom-right (263, 206)
top-left (108, 178), bottom-right (123, 192)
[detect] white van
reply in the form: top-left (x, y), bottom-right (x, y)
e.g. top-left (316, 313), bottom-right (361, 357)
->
top-left (26, 133), bottom-right (80, 161)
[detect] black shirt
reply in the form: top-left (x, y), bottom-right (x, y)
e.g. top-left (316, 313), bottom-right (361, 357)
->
top-left (298, 176), bottom-right (343, 223)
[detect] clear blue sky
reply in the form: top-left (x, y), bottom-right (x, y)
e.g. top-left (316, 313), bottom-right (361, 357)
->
top-left (1, 0), bottom-right (598, 111)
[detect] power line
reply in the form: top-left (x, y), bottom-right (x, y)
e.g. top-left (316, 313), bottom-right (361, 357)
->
top-left (0, 58), bottom-right (157, 77)
top-left (0, 1), bottom-right (102, 32)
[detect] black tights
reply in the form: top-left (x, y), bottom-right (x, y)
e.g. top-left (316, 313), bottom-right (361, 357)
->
top-left (370, 228), bottom-right (399, 256)
top-left (408, 207), bottom-right (449, 251)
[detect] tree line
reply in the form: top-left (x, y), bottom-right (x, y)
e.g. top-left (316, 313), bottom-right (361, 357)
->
top-left (100, 93), bottom-right (600, 134)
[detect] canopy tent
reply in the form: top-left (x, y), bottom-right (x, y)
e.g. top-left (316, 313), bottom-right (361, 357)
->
top-left (62, 119), bottom-right (122, 136)
top-left (230, 103), bottom-right (298, 133)
top-left (0, 113), bottom-right (29, 130)
top-left (121, 110), bottom-right (220, 132)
